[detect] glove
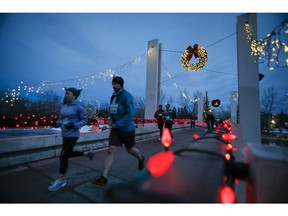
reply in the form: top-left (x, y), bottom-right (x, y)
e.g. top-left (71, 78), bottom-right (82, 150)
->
top-left (64, 122), bottom-right (74, 129)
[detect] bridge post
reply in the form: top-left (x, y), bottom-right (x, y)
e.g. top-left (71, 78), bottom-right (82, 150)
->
top-left (236, 13), bottom-right (261, 144)
top-left (145, 39), bottom-right (161, 119)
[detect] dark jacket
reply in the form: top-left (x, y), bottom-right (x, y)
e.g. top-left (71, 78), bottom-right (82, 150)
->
top-left (154, 109), bottom-right (165, 125)
top-left (163, 108), bottom-right (176, 124)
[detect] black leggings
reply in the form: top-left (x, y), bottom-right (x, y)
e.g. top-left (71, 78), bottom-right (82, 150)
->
top-left (59, 137), bottom-right (83, 174)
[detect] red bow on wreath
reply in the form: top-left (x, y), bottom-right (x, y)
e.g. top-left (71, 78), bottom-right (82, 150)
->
top-left (186, 44), bottom-right (199, 61)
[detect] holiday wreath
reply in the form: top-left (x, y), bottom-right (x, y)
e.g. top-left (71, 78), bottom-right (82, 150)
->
top-left (181, 44), bottom-right (208, 71)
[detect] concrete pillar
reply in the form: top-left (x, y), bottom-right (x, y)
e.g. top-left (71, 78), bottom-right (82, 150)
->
top-left (145, 39), bottom-right (161, 119)
top-left (236, 13), bottom-right (261, 144)
top-left (197, 92), bottom-right (203, 122)
top-left (231, 91), bottom-right (238, 124)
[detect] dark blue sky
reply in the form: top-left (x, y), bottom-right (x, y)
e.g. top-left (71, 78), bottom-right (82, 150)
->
top-left (0, 12), bottom-right (287, 112)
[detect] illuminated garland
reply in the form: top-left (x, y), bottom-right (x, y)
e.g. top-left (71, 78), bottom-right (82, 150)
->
top-left (181, 44), bottom-right (208, 71)
top-left (244, 21), bottom-right (288, 70)
top-left (1, 52), bottom-right (148, 106)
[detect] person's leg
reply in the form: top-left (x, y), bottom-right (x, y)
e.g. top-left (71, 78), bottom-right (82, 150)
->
top-left (159, 123), bottom-right (163, 139)
top-left (122, 130), bottom-right (145, 170)
top-left (127, 146), bottom-right (143, 161)
top-left (103, 145), bottom-right (119, 178)
top-left (48, 137), bottom-right (76, 191)
top-left (69, 141), bottom-right (94, 160)
top-left (167, 123), bottom-right (173, 139)
top-left (59, 137), bottom-right (78, 178)
top-left (91, 129), bottom-right (121, 186)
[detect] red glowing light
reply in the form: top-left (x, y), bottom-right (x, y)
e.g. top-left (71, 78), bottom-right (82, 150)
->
top-left (161, 128), bottom-right (172, 148)
top-left (147, 151), bottom-right (175, 177)
top-left (193, 134), bottom-right (200, 140)
top-left (226, 143), bottom-right (233, 150)
top-left (225, 153), bottom-right (231, 160)
top-left (219, 185), bottom-right (236, 203)
top-left (215, 129), bottom-right (220, 134)
top-left (222, 133), bottom-right (237, 141)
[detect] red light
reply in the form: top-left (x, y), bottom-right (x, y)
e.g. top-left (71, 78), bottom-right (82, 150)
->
top-left (147, 151), bottom-right (175, 177)
top-left (219, 185), bottom-right (236, 203)
top-left (222, 133), bottom-right (237, 141)
top-left (215, 129), bottom-right (220, 134)
top-left (226, 143), bottom-right (233, 150)
top-left (161, 128), bottom-right (172, 148)
top-left (225, 153), bottom-right (231, 160)
top-left (193, 134), bottom-right (200, 140)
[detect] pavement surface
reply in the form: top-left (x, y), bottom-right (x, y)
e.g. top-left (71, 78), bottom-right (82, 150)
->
top-left (0, 126), bottom-right (246, 203)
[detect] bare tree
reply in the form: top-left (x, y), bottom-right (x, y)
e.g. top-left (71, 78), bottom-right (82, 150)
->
top-left (160, 89), bottom-right (166, 105)
top-left (32, 89), bottom-right (62, 117)
top-left (177, 88), bottom-right (191, 108)
top-left (261, 86), bottom-right (287, 114)
top-left (134, 96), bottom-right (145, 118)
top-left (261, 86), bottom-right (288, 133)
top-left (166, 95), bottom-right (174, 106)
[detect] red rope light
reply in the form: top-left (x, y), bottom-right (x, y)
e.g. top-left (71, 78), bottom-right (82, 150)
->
top-left (219, 185), bottom-right (236, 203)
top-left (161, 128), bottom-right (172, 149)
top-left (147, 151), bottom-right (175, 177)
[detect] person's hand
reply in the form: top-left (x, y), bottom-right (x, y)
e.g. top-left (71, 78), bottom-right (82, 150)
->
top-left (64, 122), bottom-right (74, 129)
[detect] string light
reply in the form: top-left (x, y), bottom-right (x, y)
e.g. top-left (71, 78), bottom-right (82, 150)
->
top-left (244, 21), bottom-right (288, 70)
top-left (1, 51), bottom-right (149, 106)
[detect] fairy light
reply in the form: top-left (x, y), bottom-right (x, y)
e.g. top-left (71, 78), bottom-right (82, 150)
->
top-left (245, 22), bottom-right (253, 41)
top-left (245, 21), bottom-right (288, 70)
top-left (1, 51), bottom-right (149, 106)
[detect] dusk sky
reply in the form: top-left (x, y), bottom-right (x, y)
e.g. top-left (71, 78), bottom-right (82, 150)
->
top-left (0, 3), bottom-right (287, 113)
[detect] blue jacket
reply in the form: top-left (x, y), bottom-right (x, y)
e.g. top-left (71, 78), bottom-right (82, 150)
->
top-left (56, 99), bottom-right (88, 138)
top-left (110, 89), bottom-right (135, 132)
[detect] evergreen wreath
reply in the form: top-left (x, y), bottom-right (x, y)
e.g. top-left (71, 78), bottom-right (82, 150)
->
top-left (181, 44), bottom-right (208, 71)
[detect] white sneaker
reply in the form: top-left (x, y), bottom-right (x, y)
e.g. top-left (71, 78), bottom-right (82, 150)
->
top-left (48, 179), bottom-right (67, 192)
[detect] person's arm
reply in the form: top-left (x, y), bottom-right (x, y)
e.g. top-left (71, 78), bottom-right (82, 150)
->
top-left (74, 105), bottom-right (88, 129)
